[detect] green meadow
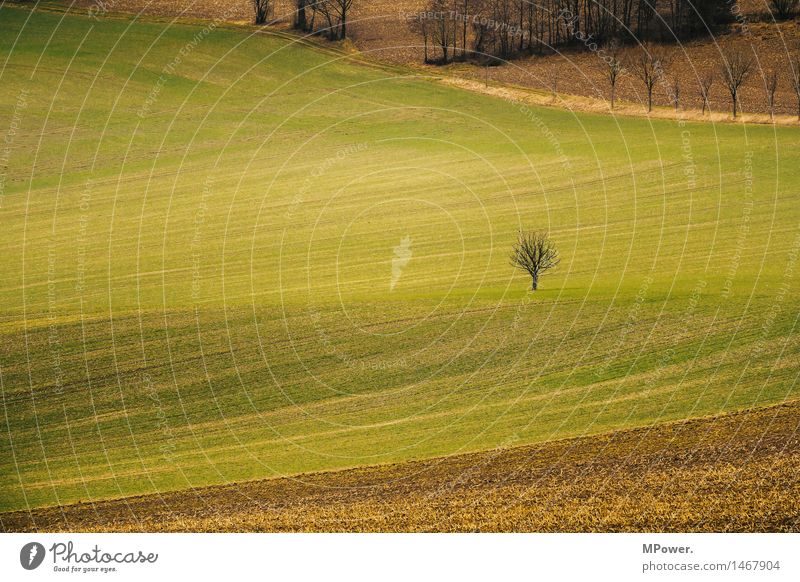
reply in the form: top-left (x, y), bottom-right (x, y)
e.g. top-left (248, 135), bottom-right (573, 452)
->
top-left (1, 5), bottom-right (798, 511)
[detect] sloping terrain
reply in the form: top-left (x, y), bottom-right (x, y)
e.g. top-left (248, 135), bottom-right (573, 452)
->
top-left (3, 400), bottom-right (798, 532)
top-left (1, 4), bottom-right (798, 524)
top-left (57, 0), bottom-right (800, 118)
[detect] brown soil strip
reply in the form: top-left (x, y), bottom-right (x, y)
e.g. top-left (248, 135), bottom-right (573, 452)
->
top-left (3, 399), bottom-right (799, 532)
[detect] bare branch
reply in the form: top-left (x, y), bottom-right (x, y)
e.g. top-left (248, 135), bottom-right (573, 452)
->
top-left (698, 70), bottom-right (714, 115)
top-left (766, 68), bottom-right (779, 120)
top-left (790, 56), bottom-right (800, 121)
top-left (769, 0), bottom-right (799, 19)
top-left (253, 0), bottom-right (272, 25)
top-left (547, 64), bottom-right (559, 103)
top-left (605, 40), bottom-right (624, 110)
top-left (627, 43), bottom-right (670, 113)
top-left (719, 47), bottom-right (754, 118)
top-left (510, 230), bottom-right (560, 291)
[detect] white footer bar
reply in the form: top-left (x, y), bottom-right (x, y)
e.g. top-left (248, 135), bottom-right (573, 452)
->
top-left (2, 533), bottom-right (797, 581)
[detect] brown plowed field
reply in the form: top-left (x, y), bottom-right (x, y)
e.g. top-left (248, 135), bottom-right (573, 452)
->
top-left (3, 400), bottom-right (798, 532)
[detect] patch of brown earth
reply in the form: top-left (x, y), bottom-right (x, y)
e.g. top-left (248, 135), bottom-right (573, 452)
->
top-left (3, 399), bottom-right (798, 532)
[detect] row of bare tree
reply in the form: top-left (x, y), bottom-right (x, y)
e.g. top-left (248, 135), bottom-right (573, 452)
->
top-left (770, 0), bottom-right (800, 19)
top-left (248, 1), bottom-right (800, 119)
top-left (252, 0), bottom-right (354, 40)
top-left (252, 0), bottom-right (799, 45)
top-left (590, 44), bottom-right (800, 118)
top-left (407, 0), bottom-right (737, 63)
top-left (251, 0), bottom-right (799, 51)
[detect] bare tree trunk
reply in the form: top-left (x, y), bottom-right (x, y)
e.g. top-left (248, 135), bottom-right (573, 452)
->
top-left (673, 80), bottom-right (680, 111)
top-left (462, 0), bottom-right (468, 59)
top-left (532, 271), bottom-right (539, 291)
top-left (295, 0), bottom-right (307, 30)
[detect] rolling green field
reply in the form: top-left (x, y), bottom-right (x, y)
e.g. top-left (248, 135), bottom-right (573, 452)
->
top-left (1, 5), bottom-right (799, 513)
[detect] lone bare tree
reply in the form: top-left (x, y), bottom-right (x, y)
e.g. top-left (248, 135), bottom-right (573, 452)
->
top-left (408, 11), bottom-right (431, 63)
top-left (671, 76), bottom-right (680, 111)
top-left (547, 64), bottom-right (559, 102)
top-left (791, 56), bottom-right (800, 121)
top-left (698, 70), bottom-right (714, 115)
top-left (510, 230), bottom-right (560, 291)
top-left (629, 43), bottom-right (669, 112)
top-left (765, 68), bottom-right (779, 120)
top-left (429, 0), bottom-right (457, 63)
top-left (605, 40), bottom-right (624, 109)
top-left (720, 47), bottom-right (753, 118)
top-left (253, 0), bottom-right (271, 24)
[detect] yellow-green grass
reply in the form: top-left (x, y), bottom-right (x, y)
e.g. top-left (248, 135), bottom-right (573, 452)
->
top-left (1, 5), bottom-right (799, 512)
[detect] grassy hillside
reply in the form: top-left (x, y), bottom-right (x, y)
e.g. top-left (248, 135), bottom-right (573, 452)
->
top-left (1, 5), bottom-right (798, 512)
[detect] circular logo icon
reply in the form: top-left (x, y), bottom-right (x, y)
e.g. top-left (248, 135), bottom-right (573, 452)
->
top-left (20, 542), bottom-right (46, 570)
